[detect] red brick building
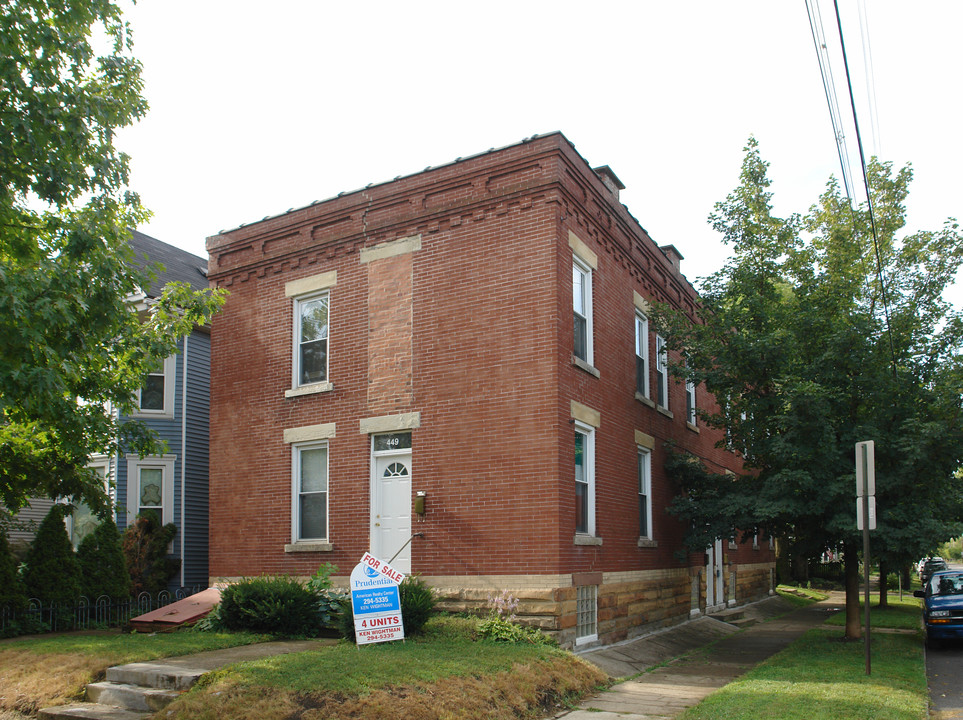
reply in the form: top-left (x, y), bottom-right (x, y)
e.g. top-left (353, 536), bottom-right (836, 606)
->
top-left (206, 132), bottom-right (774, 648)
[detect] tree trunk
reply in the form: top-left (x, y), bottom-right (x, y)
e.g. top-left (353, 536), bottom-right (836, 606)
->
top-left (878, 559), bottom-right (888, 608)
top-left (844, 541), bottom-right (861, 640)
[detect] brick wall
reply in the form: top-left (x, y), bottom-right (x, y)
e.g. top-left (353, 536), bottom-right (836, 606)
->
top-left (206, 133), bottom-right (774, 646)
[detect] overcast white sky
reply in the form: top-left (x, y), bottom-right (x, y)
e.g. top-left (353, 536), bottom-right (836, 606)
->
top-left (116, 0), bottom-right (962, 301)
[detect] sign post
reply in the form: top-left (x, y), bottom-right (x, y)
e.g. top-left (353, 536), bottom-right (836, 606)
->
top-left (349, 552), bottom-right (406, 645)
top-left (855, 440), bottom-right (875, 675)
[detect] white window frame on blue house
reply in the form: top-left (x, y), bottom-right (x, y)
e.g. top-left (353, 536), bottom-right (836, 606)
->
top-left (133, 354), bottom-right (176, 419)
top-left (124, 454), bottom-right (176, 528)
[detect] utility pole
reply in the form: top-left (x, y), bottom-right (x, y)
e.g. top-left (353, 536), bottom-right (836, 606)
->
top-left (856, 440), bottom-right (876, 675)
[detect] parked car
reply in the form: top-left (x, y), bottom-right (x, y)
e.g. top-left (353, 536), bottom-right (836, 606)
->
top-left (920, 558), bottom-right (948, 586)
top-left (914, 570), bottom-right (963, 648)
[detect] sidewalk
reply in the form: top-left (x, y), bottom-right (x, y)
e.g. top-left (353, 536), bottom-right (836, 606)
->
top-left (559, 591), bottom-right (845, 720)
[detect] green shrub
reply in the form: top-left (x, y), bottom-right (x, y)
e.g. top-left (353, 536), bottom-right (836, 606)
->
top-left (336, 595), bottom-right (355, 642)
top-left (306, 562), bottom-right (344, 629)
top-left (399, 575), bottom-right (436, 634)
top-left (122, 511), bottom-right (179, 595)
top-left (219, 576), bottom-right (323, 637)
top-left (477, 590), bottom-right (555, 646)
top-left (192, 601), bottom-right (227, 632)
top-left (0, 526), bottom-right (27, 612)
top-left (22, 505), bottom-right (82, 604)
top-left (77, 515), bottom-right (131, 600)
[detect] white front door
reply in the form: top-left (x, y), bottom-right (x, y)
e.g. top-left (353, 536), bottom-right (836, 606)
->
top-left (371, 451), bottom-right (412, 574)
top-left (705, 539), bottom-right (725, 612)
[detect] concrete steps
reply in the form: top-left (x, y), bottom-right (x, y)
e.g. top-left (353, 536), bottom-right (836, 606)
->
top-left (39, 661), bottom-right (204, 720)
top-left (710, 607), bottom-right (758, 629)
top-left (38, 703), bottom-right (151, 720)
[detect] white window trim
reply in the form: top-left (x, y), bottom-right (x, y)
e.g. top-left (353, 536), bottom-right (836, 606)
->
top-left (638, 446), bottom-right (653, 541)
top-left (292, 291), bottom-right (331, 391)
top-left (572, 257), bottom-right (594, 366)
top-left (124, 454), bottom-right (175, 527)
top-left (655, 334), bottom-right (669, 410)
top-left (291, 441), bottom-right (330, 544)
top-left (686, 378), bottom-right (697, 426)
top-left (574, 421), bottom-right (596, 537)
top-left (133, 355), bottom-right (176, 419)
top-left (635, 311), bottom-right (650, 398)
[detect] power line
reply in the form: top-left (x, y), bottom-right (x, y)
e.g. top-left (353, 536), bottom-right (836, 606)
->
top-left (830, 0), bottom-right (898, 378)
top-left (805, 0), bottom-right (855, 200)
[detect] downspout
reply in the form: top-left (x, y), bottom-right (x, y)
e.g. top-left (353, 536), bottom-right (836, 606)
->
top-left (180, 334), bottom-right (189, 588)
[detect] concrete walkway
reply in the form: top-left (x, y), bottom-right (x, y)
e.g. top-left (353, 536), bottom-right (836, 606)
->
top-left (559, 591), bottom-right (846, 720)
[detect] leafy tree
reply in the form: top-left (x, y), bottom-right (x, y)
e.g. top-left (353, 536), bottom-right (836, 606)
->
top-left (122, 511), bottom-right (179, 595)
top-left (0, 0), bottom-right (225, 517)
top-left (77, 514), bottom-right (131, 599)
top-left (655, 138), bottom-right (963, 639)
top-left (22, 504), bottom-right (83, 603)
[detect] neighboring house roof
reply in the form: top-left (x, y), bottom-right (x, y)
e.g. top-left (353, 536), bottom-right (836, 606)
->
top-left (129, 230), bottom-right (209, 296)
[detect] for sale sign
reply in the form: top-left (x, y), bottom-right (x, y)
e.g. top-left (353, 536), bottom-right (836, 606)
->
top-left (350, 553), bottom-right (406, 645)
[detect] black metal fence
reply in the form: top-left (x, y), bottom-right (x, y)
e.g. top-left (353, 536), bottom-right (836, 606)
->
top-left (1, 586), bottom-right (203, 636)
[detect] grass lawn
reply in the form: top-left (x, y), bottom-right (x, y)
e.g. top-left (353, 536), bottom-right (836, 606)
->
top-left (824, 593), bottom-right (923, 630)
top-left (163, 617), bottom-right (606, 720)
top-left (678, 591), bottom-right (927, 720)
top-left (0, 617), bottom-right (606, 720)
top-left (0, 630), bottom-right (268, 716)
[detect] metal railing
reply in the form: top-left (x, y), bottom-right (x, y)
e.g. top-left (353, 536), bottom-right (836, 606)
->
top-left (1, 586), bottom-right (203, 636)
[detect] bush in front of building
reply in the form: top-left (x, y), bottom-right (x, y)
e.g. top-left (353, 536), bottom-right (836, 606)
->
top-left (0, 526), bottom-right (27, 611)
top-left (305, 561), bottom-right (344, 629)
top-left (218, 575), bottom-right (324, 637)
top-left (77, 515), bottom-right (131, 600)
top-left (399, 575), bottom-right (436, 634)
top-left (22, 505), bottom-right (82, 604)
top-left (122, 511), bottom-right (179, 595)
top-left (477, 590), bottom-right (555, 645)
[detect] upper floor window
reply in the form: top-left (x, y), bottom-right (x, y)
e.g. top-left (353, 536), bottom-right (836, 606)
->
top-left (655, 334), bottom-right (668, 409)
top-left (573, 259), bottom-right (593, 364)
top-left (635, 311), bottom-right (649, 397)
top-left (296, 293), bottom-right (329, 386)
top-left (134, 355), bottom-right (176, 419)
top-left (285, 271), bottom-right (337, 398)
top-left (686, 377), bottom-right (697, 426)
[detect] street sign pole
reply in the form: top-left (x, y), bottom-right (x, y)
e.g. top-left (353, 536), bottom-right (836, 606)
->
top-left (862, 484), bottom-right (871, 675)
top-left (856, 440), bottom-right (874, 676)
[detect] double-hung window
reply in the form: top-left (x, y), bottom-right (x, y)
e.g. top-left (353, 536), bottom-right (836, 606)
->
top-left (635, 311), bottom-right (649, 397)
top-left (125, 455), bottom-right (175, 527)
top-left (297, 293), bottom-right (329, 386)
top-left (638, 447), bottom-right (652, 540)
top-left (574, 423), bottom-right (595, 536)
top-left (293, 442), bottom-right (328, 542)
top-left (655, 334), bottom-right (668, 409)
top-left (286, 271), bottom-right (337, 396)
top-left (685, 363), bottom-right (696, 425)
top-left (573, 259), bottom-right (593, 364)
top-left (135, 355), bottom-right (175, 418)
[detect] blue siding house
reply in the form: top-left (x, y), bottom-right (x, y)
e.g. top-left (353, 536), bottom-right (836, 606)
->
top-left (110, 231), bottom-right (212, 589)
